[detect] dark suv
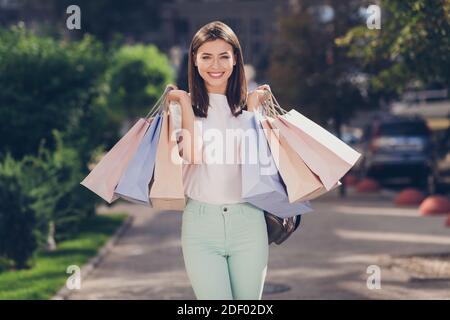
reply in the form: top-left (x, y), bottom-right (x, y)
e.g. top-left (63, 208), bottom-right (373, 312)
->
top-left (360, 115), bottom-right (438, 193)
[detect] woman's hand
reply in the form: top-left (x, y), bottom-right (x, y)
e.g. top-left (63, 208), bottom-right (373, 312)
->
top-left (163, 85), bottom-right (200, 164)
top-left (167, 87), bottom-right (190, 105)
top-left (165, 83), bottom-right (187, 103)
top-left (247, 84), bottom-right (272, 112)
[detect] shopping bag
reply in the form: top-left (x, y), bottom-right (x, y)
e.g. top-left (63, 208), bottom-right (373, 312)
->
top-left (149, 111), bottom-right (186, 210)
top-left (113, 114), bottom-right (163, 206)
top-left (240, 111), bottom-right (313, 218)
top-left (259, 89), bottom-right (360, 191)
top-left (80, 118), bottom-right (152, 203)
top-left (80, 86), bottom-right (173, 203)
top-left (273, 112), bottom-right (359, 190)
top-left (259, 116), bottom-right (324, 202)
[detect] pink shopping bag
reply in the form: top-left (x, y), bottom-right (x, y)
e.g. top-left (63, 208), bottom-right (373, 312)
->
top-left (273, 110), bottom-right (361, 190)
top-left (80, 118), bottom-right (152, 203)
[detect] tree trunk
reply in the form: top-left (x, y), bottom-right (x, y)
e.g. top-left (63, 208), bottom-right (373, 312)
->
top-left (46, 221), bottom-right (57, 251)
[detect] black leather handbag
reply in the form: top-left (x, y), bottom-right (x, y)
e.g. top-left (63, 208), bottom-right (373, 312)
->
top-left (264, 211), bottom-right (302, 245)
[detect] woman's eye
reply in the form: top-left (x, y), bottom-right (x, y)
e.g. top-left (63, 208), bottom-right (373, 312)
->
top-left (201, 56), bottom-right (229, 60)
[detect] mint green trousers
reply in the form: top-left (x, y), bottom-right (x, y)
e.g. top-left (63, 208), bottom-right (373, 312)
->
top-left (181, 197), bottom-right (269, 300)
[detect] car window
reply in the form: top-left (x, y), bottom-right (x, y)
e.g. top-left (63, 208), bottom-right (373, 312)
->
top-left (378, 122), bottom-right (429, 136)
top-left (362, 125), bottom-right (372, 140)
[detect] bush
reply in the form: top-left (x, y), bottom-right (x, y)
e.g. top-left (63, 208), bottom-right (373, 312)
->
top-left (0, 155), bottom-right (38, 269)
top-left (0, 25), bottom-right (112, 248)
top-left (0, 25), bottom-right (110, 161)
top-left (21, 130), bottom-right (97, 243)
top-left (0, 26), bottom-right (176, 267)
top-left (106, 44), bottom-right (175, 126)
top-left (0, 130), bottom-right (100, 270)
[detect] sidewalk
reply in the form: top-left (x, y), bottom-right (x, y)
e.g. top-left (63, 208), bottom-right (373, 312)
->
top-left (60, 188), bottom-right (450, 300)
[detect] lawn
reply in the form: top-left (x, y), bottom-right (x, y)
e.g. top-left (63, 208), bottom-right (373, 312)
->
top-left (0, 213), bottom-right (127, 299)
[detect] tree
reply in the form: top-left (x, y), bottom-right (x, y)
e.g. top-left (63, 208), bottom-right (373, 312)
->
top-left (336, 0), bottom-right (450, 95)
top-left (268, 0), bottom-right (374, 197)
top-left (105, 44), bottom-right (175, 127)
top-left (0, 25), bottom-right (110, 161)
top-left (0, 26), bottom-right (110, 251)
top-left (268, 0), bottom-right (370, 130)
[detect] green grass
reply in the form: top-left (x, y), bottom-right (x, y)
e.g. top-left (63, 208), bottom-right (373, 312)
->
top-left (0, 213), bottom-right (127, 300)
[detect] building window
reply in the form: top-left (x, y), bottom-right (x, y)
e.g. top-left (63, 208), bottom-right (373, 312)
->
top-left (223, 18), bottom-right (242, 34)
top-left (252, 42), bottom-right (261, 53)
top-left (250, 18), bottom-right (262, 35)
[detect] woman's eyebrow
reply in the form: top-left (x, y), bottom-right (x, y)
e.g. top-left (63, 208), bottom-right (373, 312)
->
top-left (200, 52), bottom-right (230, 56)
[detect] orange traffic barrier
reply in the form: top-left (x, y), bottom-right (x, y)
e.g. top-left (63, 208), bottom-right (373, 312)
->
top-left (419, 195), bottom-right (450, 216)
top-left (343, 174), bottom-right (359, 186)
top-left (356, 178), bottom-right (380, 193)
top-left (394, 188), bottom-right (425, 206)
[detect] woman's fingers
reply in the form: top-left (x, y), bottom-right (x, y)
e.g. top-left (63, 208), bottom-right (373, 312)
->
top-left (166, 83), bottom-right (178, 91)
top-left (255, 85), bottom-right (273, 106)
top-left (167, 89), bottom-right (187, 102)
top-left (257, 84), bottom-right (271, 92)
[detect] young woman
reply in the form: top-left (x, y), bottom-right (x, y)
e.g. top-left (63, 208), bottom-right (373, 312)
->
top-left (167, 21), bottom-right (271, 300)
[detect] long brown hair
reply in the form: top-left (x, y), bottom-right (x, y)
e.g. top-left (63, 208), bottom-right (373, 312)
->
top-left (188, 21), bottom-right (247, 118)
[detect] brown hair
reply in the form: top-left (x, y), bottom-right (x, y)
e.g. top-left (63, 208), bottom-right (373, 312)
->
top-left (188, 21), bottom-right (247, 118)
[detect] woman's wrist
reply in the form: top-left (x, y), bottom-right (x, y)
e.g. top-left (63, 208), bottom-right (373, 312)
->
top-left (179, 93), bottom-right (191, 104)
top-left (247, 91), bottom-right (262, 112)
top-left (247, 85), bottom-right (271, 112)
top-left (178, 94), bottom-right (193, 116)
top-left (247, 102), bottom-right (259, 112)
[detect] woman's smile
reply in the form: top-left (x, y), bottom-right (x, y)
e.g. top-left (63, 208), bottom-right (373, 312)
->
top-left (207, 72), bottom-right (225, 79)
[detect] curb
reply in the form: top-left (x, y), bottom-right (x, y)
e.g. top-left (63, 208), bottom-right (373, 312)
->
top-left (51, 214), bottom-right (134, 300)
top-left (380, 252), bottom-right (450, 280)
top-left (343, 185), bottom-right (397, 198)
top-left (379, 189), bottom-right (398, 198)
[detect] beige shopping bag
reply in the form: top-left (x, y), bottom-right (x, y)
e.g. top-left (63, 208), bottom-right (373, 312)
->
top-left (149, 111), bottom-right (186, 210)
top-left (261, 90), bottom-right (361, 191)
top-left (259, 116), bottom-right (323, 202)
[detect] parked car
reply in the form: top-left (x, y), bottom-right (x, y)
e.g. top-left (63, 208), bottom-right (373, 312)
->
top-left (360, 115), bottom-right (439, 193)
top-left (435, 124), bottom-right (450, 186)
top-left (340, 129), bottom-right (365, 176)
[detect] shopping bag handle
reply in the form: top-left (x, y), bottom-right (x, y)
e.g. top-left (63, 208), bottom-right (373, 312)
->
top-left (260, 89), bottom-right (287, 117)
top-left (145, 86), bottom-right (175, 119)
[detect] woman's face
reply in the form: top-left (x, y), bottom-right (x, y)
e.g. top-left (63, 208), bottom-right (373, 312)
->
top-left (194, 39), bottom-right (236, 94)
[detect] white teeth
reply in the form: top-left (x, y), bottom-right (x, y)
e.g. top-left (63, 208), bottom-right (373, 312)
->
top-left (208, 72), bottom-right (224, 78)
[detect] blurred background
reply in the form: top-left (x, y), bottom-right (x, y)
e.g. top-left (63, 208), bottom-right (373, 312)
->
top-left (0, 0), bottom-right (449, 299)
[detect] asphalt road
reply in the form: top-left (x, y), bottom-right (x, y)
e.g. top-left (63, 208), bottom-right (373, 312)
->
top-left (64, 188), bottom-right (450, 300)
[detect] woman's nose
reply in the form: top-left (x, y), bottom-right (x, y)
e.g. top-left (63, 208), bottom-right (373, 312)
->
top-left (211, 58), bottom-right (221, 68)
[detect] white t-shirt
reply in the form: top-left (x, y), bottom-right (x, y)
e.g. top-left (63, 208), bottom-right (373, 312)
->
top-left (182, 92), bottom-right (245, 205)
